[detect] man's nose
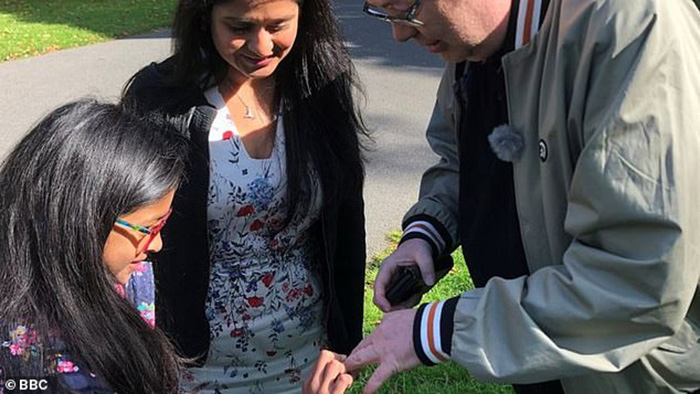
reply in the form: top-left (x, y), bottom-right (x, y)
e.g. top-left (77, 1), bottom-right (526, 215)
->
top-left (391, 23), bottom-right (417, 42)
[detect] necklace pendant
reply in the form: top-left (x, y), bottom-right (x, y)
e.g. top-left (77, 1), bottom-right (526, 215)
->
top-left (243, 106), bottom-right (255, 119)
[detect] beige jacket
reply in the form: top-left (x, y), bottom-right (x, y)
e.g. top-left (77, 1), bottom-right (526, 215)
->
top-left (407, 0), bottom-right (700, 392)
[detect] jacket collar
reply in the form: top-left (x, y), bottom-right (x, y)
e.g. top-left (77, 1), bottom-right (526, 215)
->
top-left (515, 0), bottom-right (549, 49)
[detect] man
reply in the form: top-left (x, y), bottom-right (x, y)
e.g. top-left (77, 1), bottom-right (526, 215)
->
top-left (343, 0), bottom-right (700, 393)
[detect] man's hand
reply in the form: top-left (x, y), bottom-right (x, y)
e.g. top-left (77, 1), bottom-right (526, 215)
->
top-left (303, 350), bottom-right (353, 394)
top-left (344, 309), bottom-right (421, 394)
top-left (374, 238), bottom-right (435, 312)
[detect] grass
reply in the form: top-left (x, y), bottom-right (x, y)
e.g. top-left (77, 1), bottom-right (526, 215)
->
top-left (0, 0), bottom-right (177, 61)
top-left (348, 232), bottom-right (513, 394)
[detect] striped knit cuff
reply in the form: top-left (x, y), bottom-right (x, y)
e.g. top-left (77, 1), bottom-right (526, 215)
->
top-left (412, 298), bottom-right (459, 366)
top-left (400, 216), bottom-right (450, 258)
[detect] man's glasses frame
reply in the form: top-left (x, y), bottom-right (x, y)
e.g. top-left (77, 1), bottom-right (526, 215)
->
top-left (114, 208), bottom-right (172, 254)
top-left (362, 0), bottom-right (424, 27)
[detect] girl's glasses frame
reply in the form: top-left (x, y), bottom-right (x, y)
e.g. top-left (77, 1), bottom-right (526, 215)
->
top-left (114, 208), bottom-right (172, 253)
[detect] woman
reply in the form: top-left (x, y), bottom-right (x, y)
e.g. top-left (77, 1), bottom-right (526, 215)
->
top-left (0, 100), bottom-right (188, 393)
top-left (121, 0), bottom-right (368, 391)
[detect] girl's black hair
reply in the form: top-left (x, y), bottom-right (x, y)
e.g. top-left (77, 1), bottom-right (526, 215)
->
top-left (169, 0), bottom-right (368, 214)
top-left (0, 100), bottom-right (189, 393)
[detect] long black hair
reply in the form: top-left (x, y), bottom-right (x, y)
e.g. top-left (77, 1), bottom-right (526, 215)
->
top-left (167, 0), bottom-right (368, 214)
top-left (0, 100), bottom-right (188, 393)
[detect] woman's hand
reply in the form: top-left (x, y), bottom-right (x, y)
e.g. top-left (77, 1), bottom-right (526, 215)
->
top-left (303, 350), bottom-right (353, 394)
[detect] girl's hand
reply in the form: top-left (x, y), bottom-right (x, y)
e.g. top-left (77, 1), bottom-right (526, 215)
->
top-left (303, 350), bottom-right (353, 394)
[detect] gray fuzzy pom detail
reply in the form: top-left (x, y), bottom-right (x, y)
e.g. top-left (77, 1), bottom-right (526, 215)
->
top-left (488, 124), bottom-right (524, 162)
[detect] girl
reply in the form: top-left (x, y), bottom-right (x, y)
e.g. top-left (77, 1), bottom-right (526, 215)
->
top-left (0, 100), bottom-right (188, 393)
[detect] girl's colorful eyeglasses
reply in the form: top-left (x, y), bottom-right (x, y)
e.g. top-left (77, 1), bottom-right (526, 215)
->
top-left (114, 208), bottom-right (172, 253)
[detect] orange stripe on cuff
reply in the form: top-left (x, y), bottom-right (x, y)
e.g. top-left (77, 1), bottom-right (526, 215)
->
top-left (426, 302), bottom-right (448, 363)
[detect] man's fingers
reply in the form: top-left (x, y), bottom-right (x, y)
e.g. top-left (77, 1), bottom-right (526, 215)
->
top-left (373, 261), bottom-right (397, 312)
top-left (345, 341), bottom-right (378, 372)
top-left (373, 291), bottom-right (392, 313)
top-left (362, 363), bottom-right (396, 394)
top-left (416, 256), bottom-right (436, 286)
top-left (395, 293), bottom-right (422, 310)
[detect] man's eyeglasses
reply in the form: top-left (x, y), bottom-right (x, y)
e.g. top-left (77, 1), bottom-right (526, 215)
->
top-left (362, 0), bottom-right (424, 27)
top-left (114, 208), bottom-right (172, 254)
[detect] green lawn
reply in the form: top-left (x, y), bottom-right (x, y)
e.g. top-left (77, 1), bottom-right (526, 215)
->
top-left (0, 0), bottom-right (177, 61)
top-left (349, 232), bottom-right (513, 394)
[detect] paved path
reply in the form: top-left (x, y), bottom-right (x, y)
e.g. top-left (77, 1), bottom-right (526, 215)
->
top-left (0, 1), bottom-right (444, 257)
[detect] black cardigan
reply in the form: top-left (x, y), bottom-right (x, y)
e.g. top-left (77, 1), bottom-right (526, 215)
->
top-left (122, 58), bottom-right (366, 362)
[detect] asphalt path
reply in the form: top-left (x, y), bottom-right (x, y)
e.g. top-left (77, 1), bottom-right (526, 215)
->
top-left (0, 0), bottom-right (445, 257)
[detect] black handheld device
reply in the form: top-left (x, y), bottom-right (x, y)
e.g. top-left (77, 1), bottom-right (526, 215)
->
top-left (385, 255), bottom-right (454, 307)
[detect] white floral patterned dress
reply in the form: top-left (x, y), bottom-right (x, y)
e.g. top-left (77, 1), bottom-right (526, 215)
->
top-left (183, 88), bottom-right (325, 393)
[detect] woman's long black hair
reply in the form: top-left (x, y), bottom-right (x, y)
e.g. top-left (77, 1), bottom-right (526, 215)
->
top-left (0, 100), bottom-right (189, 393)
top-left (167, 0), bottom-right (368, 214)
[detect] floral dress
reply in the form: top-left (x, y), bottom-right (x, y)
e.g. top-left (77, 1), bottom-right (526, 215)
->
top-left (183, 88), bottom-right (325, 393)
top-left (0, 262), bottom-right (156, 393)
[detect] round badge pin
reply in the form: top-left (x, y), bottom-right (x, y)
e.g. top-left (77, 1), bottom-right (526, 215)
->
top-left (539, 139), bottom-right (548, 162)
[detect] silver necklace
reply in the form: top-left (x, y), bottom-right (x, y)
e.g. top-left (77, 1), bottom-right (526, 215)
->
top-left (236, 94), bottom-right (256, 119)
top-left (222, 78), bottom-right (257, 120)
